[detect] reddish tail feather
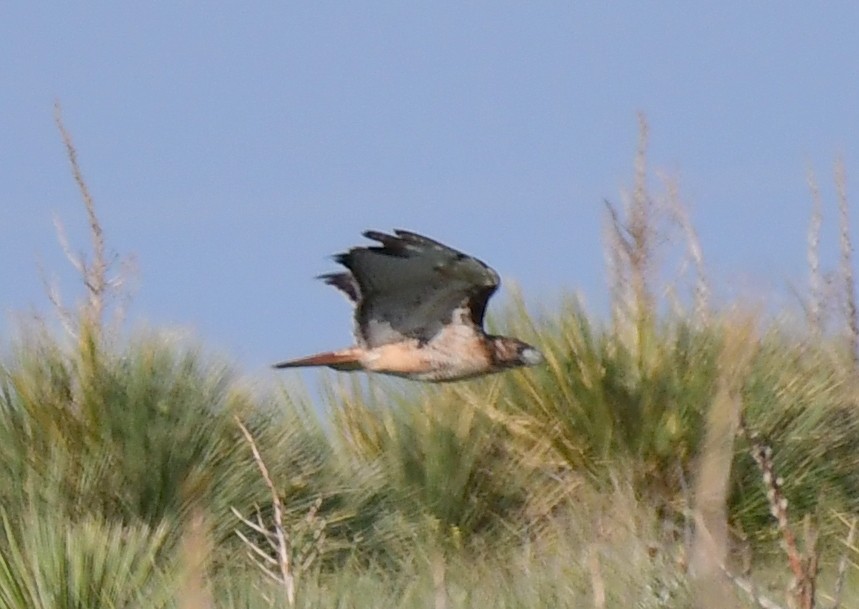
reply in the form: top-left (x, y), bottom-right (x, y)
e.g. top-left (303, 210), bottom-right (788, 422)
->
top-left (272, 349), bottom-right (362, 371)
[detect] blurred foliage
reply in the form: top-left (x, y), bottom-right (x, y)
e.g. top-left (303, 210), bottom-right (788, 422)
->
top-left (7, 300), bottom-right (854, 604)
top-left (3, 112), bottom-right (857, 605)
top-left (0, 505), bottom-right (174, 609)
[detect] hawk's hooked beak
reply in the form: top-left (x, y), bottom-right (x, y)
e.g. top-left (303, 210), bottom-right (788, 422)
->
top-left (519, 346), bottom-right (545, 367)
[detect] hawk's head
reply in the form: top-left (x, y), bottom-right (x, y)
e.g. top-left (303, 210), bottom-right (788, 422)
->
top-left (488, 337), bottom-right (544, 370)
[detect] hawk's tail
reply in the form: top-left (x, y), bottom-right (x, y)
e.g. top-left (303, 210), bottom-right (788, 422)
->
top-left (272, 348), bottom-right (363, 372)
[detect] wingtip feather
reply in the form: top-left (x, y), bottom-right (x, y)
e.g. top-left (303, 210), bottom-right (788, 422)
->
top-left (362, 230), bottom-right (391, 243)
top-left (318, 271), bottom-right (360, 303)
top-left (392, 229), bottom-right (427, 241)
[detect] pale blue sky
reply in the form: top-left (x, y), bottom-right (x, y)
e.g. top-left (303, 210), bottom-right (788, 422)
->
top-left (3, 4), bottom-right (859, 374)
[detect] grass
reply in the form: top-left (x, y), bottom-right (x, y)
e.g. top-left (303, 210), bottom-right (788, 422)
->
top-left (0, 506), bottom-right (174, 609)
top-left (0, 111), bottom-right (857, 608)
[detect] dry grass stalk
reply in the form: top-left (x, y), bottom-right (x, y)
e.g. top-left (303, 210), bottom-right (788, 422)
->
top-left (54, 103), bottom-right (106, 336)
top-left (586, 544), bottom-right (607, 609)
top-left (604, 207), bottom-right (627, 328)
top-left (431, 548), bottom-right (448, 609)
top-left (740, 418), bottom-right (819, 609)
top-left (834, 158), bottom-right (858, 365)
top-left (830, 514), bottom-right (857, 609)
top-left (664, 175), bottom-right (710, 325)
top-left (719, 566), bottom-right (788, 609)
top-left (232, 417), bottom-right (326, 606)
top-left (605, 113), bottom-right (655, 350)
top-left (49, 102), bottom-right (135, 344)
top-left (234, 416), bottom-right (297, 607)
top-left (801, 516), bottom-right (819, 609)
top-left (607, 120), bottom-right (714, 341)
top-left (604, 201), bottom-right (629, 334)
top-left (177, 509), bottom-right (214, 609)
top-left (629, 112), bottom-right (654, 325)
top-left (690, 314), bottom-right (757, 609)
top-left (806, 169), bottom-right (824, 338)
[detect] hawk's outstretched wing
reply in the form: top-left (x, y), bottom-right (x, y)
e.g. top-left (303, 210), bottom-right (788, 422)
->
top-left (319, 230), bottom-right (500, 348)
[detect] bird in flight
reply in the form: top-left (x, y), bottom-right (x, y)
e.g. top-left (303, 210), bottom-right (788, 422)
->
top-left (274, 229), bottom-right (544, 382)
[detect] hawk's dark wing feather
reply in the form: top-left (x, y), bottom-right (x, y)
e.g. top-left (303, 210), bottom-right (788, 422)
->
top-left (321, 229), bottom-right (500, 348)
top-left (318, 272), bottom-right (360, 303)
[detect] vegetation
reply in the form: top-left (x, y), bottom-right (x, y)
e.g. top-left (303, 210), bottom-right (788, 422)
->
top-left (0, 110), bottom-right (857, 608)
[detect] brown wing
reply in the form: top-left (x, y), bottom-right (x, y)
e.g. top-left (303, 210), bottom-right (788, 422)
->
top-left (322, 229), bottom-right (500, 348)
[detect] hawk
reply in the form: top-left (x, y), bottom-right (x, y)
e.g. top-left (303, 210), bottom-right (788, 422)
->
top-left (274, 229), bottom-right (544, 382)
